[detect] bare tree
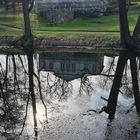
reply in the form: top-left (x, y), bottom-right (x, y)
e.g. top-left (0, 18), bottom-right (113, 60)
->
top-left (118, 0), bottom-right (140, 48)
top-left (21, 0), bottom-right (34, 39)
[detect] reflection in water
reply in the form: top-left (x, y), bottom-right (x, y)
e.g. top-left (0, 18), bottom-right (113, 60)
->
top-left (105, 52), bottom-right (140, 120)
top-left (39, 52), bottom-right (104, 96)
top-left (39, 53), bottom-right (104, 81)
top-left (0, 51), bottom-right (140, 139)
top-left (0, 55), bottom-right (26, 139)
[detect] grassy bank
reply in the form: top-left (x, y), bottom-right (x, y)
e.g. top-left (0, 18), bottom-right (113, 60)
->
top-left (0, 9), bottom-right (139, 32)
top-left (0, 5), bottom-right (139, 44)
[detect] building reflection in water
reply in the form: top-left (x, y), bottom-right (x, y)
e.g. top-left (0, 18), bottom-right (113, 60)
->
top-left (39, 52), bottom-right (104, 81)
top-left (0, 52), bottom-right (140, 139)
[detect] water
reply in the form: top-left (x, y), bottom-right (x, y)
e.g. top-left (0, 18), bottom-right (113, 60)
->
top-left (0, 51), bottom-right (139, 140)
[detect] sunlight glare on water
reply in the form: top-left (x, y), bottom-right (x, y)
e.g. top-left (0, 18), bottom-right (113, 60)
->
top-left (0, 53), bottom-right (139, 140)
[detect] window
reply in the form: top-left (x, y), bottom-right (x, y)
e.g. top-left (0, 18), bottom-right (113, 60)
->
top-left (49, 62), bottom-right (53, 70)
top-left (72, 63), bottom-right (76, 73)
top-left (66, 63), bottom-right (70, 72)
top-left (84, 64), bottom-right (88, 69)
top-left (92, 65), bottom-right (96, 72)
top-left (61, 63), bottom-right (65, 72)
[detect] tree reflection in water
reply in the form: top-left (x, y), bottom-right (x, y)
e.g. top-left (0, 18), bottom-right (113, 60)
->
top-left (0, 51), bottom-right (140, 139)
top-left (0, 52), bottom-right (74, 139)
top-left (0, 55), bottom-right (26, 139)
top-left (43, 72), bottom-right (73, 101)
top-left (104, 52), bottom-right (140, 120)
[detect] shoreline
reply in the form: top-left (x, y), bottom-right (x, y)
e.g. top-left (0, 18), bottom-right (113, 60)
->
top-left (0, 36), bottom-right (121, 54)
top-left (0, 36), bottom-right (140, 55)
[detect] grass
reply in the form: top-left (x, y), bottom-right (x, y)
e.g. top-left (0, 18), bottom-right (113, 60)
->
top-left (36, 10), bottom-right (138, 32)
top-left (0, 29), bottom-right (119, 43)
top-left (0, 29), bottom-right (22, 36)
top-left (0, 6), bottom-right (139, 40)
top-left (34, 31), bottom-right (119, 46)
top-left (130, 1), bottom-right (140, 6)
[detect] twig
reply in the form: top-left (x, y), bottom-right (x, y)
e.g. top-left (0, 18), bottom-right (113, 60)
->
top-left (126, 103), bottom-right (135, 114)
top-left (101, 96), bottom-right (108, 102)
top-left (87, 106), bottom-right (107, 114)
top-left (87, 109), bottom-right (97, 113)
top-left (100, 74), bottom-right (115, 77)
top-left (19, 94), bottom-right (30, 136)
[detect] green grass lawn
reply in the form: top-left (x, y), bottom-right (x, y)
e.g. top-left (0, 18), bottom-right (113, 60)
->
top-left (0, 28), bottom-right (119, 43)
top-left (130, 1), bottom-right (140, 6)
top-left (0, 12), bottom-right (138, 31)
top-left (0, 29), bottom-right (22, 36)
top-left (35, 10), bottom-right (139, 32)
top-left (0, 6), bottom-right (139, 38)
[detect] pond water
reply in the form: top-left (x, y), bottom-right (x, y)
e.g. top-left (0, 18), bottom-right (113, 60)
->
top-left (0, 51), bottom-right (140, 140)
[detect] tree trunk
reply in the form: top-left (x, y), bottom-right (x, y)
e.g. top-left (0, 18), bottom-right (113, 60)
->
top-left (21, 0), bottom-right (32, 39)
top-left (106, 53), bottom-right (128, 120)
top-left (133, 16), bottom-right (140, 42)
top-left (118, 0), bottom-right (131, 47)
top-left (28, 52), bottom-right (38, 139)
top-left (130, 55), bottom-right (140, 112)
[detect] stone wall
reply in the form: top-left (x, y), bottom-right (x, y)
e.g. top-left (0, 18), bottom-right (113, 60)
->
top-left (35, 0), bottom-right (108, 24)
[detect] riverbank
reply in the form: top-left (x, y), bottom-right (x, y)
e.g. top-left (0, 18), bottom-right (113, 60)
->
top-left (0, 35), bottom-right (121, 54)
top-left (0, 5), bottom-right (139, 54)
top-left (1, 34), bottom-right (140, 56)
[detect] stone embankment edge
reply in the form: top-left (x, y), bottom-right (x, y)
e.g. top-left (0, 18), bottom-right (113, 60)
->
top-left (0, 36), bottom-right (122, 55)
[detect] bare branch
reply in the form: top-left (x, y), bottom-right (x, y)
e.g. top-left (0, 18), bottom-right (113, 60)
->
top-left (101, 96), bottom-right (108, 102)
top-left (28, 0), bottom-right (34, 13)
top-left (99, 74), bottom-right (115, 77)
top-left (19, 94), bottom-right (30, 136)
top-left (126, 103), bottom-right (135, 114)
top-left (132, 16), bottom-right (140, 41)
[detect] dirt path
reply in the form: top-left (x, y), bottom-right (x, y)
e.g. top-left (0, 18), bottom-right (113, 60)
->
top-left (0, 24), bottom-right (21, 30)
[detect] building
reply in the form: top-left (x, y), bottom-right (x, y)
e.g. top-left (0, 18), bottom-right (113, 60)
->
top-left (35, 0), bottom-right (109, 24)
top-left (39, 52), bottom-right (104, 81)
